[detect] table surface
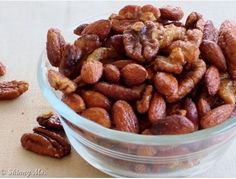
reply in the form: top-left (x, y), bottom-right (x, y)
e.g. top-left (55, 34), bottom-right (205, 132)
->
top-left (0, 1), bottom-right (236, 177)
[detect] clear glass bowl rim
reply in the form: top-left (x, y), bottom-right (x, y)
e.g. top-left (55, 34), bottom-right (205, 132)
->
top-left (38, 48), bottom-right (236, 145)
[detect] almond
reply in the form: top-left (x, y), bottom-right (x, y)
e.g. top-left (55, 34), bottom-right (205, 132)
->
top-left (62, 93), bottom-right (85, 113)
top-left (204, 66), bottom-right (220, 96)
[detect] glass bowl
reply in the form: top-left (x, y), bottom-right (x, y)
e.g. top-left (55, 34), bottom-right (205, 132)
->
top-left (38, 23), bottom-right (236, 178)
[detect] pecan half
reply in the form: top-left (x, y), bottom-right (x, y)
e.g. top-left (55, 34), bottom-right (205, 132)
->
top-left (37, 112), bottom-right (63, 130)
top-left (48, 70), bottom-right (77, 94)
top-left (21, 127), bottom-right (71, 158)
top-left (136, 85), bottom-right (153, 113)
top-left (185, 12), bottom-right (203, 30)
top-left (94, 82), bottom-right (140, 101)
top-left (218, 79), bottom-right (236, 104)
top-left (0, 62), bottom-right (6, 76)
top-left (112, 100), bottom-right (139, 133)
top-left (46, 28), bottom-right (66, 67)
top-left (0, 81), bottom-right (29, 100)
top-left (86, 47), bottom-right (118, 62)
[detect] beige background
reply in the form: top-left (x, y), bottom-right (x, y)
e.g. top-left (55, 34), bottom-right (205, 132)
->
top-left (0, 1), bottom-right (236, 177)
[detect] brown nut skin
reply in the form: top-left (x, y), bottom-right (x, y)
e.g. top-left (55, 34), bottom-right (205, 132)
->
top-left (121, 63), bottom-right (148, 86)
top-left (218, 79), bottom-right (236, 104)
top-left (119, 5), bottom-right (141, 19)
top-left (37, 112), bottom-right (63, 130)
top-left (86, 47), bottom-right (118, 62)
top-left (59, 44), bottom-right (82, 79)
top-left (112, 100), bottom-right (139, 133)
top-left (81, 19), bottom-right (111, 40)
top-left (148, 93), bottom-right (166, 124)
top-left (200, 40), bottom-right (227, 72)
top-left (0, 81), bottom-right (29, 100)
top-left (62, 93), bottom-right (86, 113)
top-left (0, 62), bottom-right (6, 76)
top-left (203, 20), bottom-right (219, 42)
top-left (80, 60), bottom-right (103, 84)
top-left (48, 70), bottom-right (77, 94)
top-left (81, 107), bottom-right (111, 128)
top-left (140, 4), bottom-right (161, 22)
top-left (184, 98), bottom-right (199, 130)
top-left (81, 90), bottom-right (111, 111)
top-left (94, 82), bottom-right (140, 101)
top-left (73, 23), bottom-right (89, 35)
top-left (103, 64), bottom-right (120, 83)
top-left (46, 28), bottom-right (66, 67)
top-left (136, 85), bottom-right (153, 114)
top-left (200, 104), bottom-right (235, 129)
top-left (160, 6), bottom-right (184, 21)
top-left (111, 60), bottom-right (136, 69)
top-left (106, 35), bottom-right (126, 55)
top-left (218, 20), bottom-right (236, 79)
top-left (150, 115), bottom-right (195, 135)
top-left (197, 98), bottom-right (211, 117)
top-left (154, 72), bottom-right (178, 97)
top-left (74, 34), bottom-right (101, 55)
top-left (111, 18), bottom-right (138, 33)
top-left (204, 66), bottom-right (220, 96)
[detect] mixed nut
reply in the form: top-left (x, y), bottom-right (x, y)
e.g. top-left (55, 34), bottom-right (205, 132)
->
top-left (45, 4), bottom-right (236, 137)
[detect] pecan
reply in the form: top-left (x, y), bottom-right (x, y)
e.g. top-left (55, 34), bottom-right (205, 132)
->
top-left (218, 20), bottom-right (236, 79)
top-left (118, 5), bottom-right (141, 19)
top-left (21, 127), bottom-right (70, 158)
top-left (203, 20), bottom-right (219, 42)
top-left (197, 98), bottom-right (211, 117)
top-left (123, 21), bottom-right (159, 62)
top-left (111, 18), bottom-right (138, 33)
top-left (218, 79), bottom-right (236, 104)
top-left (150, 115), bottom-right (195, 135)
top-left (166, 59), bottom-right (206, 103)
top-left (81, 19), bottom-right (111, 40)
top-left (59, 44), bottom-right (82, 79)
top-left (80, 60), bottom-right (103, 84)
top-left (73, 23), bottom-right (89, 35)
top-left (81, 90), bottom-right (111, 111)
top-left (0, 81), bottom-right (29, 100)
top-left (86, 47), bottom-right (118, 62)
top-left (160, 6), bottom-right (184, 21)
top-left (152, 48), bottom-right (185, 74)
top-left (204, 66), bottom-right (220, 96)
top-left (103, 64), bottom-right (120, 83)
top-left (184, 98), bottom-right (199, 130)
top-left (140, 4), bottom-right (161, 22)
top-left (48, 70), bottom-right (77, 94)
top-left (37, 112), bottom-right (63, 130)
top-left (148, 93), bottom-right (166, 124)
top-left (94, 82), bottom-right (140, 101)
top-left (200, 40), bottom-right (227, 71)
top-left (200, 104), bottom-right (234, 129)
top-left (62, 93), bottom-right (86, 113)
top-left (46, 28), bottom-right (66, 67)
top-left (0, 62), bottom-right (6, 76)
top-left (154, 72), bottom-right (178, 97)
top-left (81, 107), bottom-right (111, 128)
top-left (112, 100), bottom-right (139, 133)
top-left (74, 34), bottom-right (101, 55)
top-left (121, 63), bottom-right (148, 86)
top-left (136, 85), bottom-right (153, 113)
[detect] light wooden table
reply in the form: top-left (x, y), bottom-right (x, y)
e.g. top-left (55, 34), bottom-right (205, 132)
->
top-left (0, 1), bottom-right (236, 177)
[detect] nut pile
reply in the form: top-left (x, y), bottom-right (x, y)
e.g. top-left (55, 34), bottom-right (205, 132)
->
top-left (46, 5), bottom-right (236, 135)
top-left (21, 112), bottom-right (71, 158)
top-left (0, 61), bottom-right (28, 100)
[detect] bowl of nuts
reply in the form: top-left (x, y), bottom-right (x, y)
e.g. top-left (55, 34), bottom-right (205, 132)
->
top-left (38, 4), bottom-right (236, 177)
